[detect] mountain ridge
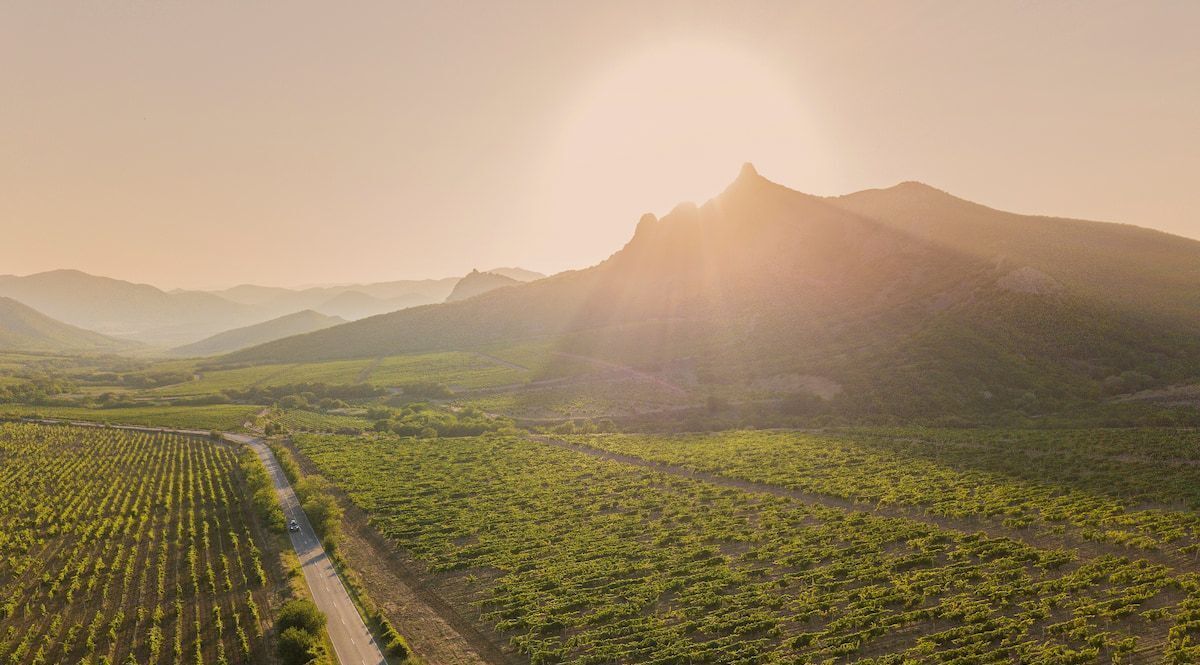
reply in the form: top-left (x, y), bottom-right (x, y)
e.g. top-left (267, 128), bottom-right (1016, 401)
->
top-left (223, 166), bottom-right (1200, 417)
top-left (0, 266), bottom-right (545, 346)
top-left (445, 270), bottom-right (521, 302)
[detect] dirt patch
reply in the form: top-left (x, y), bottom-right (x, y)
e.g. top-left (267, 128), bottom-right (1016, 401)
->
top-left (1115, 382), bottom-right (1200, 407)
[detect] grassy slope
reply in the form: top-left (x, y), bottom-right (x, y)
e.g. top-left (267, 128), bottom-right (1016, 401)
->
top-left (171, 309), bottom-right (345, 357)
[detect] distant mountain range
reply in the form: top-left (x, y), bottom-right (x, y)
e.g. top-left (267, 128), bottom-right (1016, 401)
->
top-left (202, 278), bottom-right (458, 316)
top-left (226, 164), bottom-right (1200, 417)
top-left (0, 267), bottom-right (544, 348)
top-left (0, 270), bottom-right (257, 347)
top-left (169, 310), bottom-right (345, 357)
top-left (0, 297), bottom-right (135, 354)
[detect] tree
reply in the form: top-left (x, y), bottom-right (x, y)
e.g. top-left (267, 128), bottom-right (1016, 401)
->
top-left (301, 492), bottom-right (344, 549)
top-left (277, 599), bottom-right (325, 635)
top-left (277, 626), bottom-right (320, 665)
top-left (277, 395), bottom-right (307, 410)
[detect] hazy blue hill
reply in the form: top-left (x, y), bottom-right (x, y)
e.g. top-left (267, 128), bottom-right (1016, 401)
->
top-left (202, 284), bottom-right (298, 306)
top-left (169, 309), bottom-right (345, 357)
top-left (445, 270), bottom-right (521, 302)
top-left (486, 267), bottom-right (545, 282)
top-left (209, 272), bottom-right (543, 313)
top-left (225, 165), bottom-right (1200, 417)
top-left (313, 291), bottom-right (411, 321)
top-left (0, 268), bottom-right (539, 346)
top-left (0, 296), bottom-right (136, 353)
top-left (0, 269), bottom-right (258, 346)
top-left (207, 277), bottom-right (460, 313)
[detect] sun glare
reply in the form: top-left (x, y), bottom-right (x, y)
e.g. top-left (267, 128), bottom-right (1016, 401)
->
top-left (539, 41), bottom-right (820, 232)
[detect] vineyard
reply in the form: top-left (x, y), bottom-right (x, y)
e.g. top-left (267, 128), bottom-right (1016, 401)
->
top-left (458, 375), bottom-right (693, 420)
top-left (0, 422), bottom-right (284, 665)
top-left (270, 409), bottom-right (371, 434)
top-left (0, 404), bottom-right (260, 431)
top-left (152, 360), bottom-right (373, 398)
top-left (146, 351), bottom-right (533, 401)
top-left (366, 351), bottom-right (530, 390)
top-left (294, 431), bottom-right (1200, 664)
top-left (566, 429), bottom-right (1200, 555)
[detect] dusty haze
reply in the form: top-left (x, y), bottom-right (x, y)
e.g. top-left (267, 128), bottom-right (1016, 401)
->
top-left (2, 0), bottom-right (1198, 289)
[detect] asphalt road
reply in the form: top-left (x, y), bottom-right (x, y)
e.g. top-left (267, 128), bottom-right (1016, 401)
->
top-left (229, 433), bottom-right (388, 665)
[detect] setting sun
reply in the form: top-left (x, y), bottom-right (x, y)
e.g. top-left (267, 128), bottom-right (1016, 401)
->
top-left (539, 41), bottom-right (823, 229)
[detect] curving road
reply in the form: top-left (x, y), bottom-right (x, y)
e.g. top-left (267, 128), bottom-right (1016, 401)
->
top-left (228, 433), bottom-right (388, 665)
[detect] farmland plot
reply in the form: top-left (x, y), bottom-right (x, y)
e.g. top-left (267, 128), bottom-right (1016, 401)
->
top-left (0, 423), bottom-right (281, 665)
top-left (567, 429), bottom-right (1200, 555)
top-left (296, 432), bottom-right (1200, 664)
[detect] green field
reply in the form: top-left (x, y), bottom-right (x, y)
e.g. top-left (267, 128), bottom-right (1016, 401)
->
top-left (458, 376), bottom-right (695, 420)
top-left (474, 339), bottom-right (597, 379)
top-left (151, 351), bottom-right (529, 398)
top-left (367, 351), bottom-right (530, 390)
top-left (271, 408), bottom-right (371, 433)
top-left (150, 364), bottom-right (281, 397)
top-left (566, 429), bottom-right (1200, 552)
top-left (0, 423), bottom-right (284, 664)
top-left (293, 429), bottom-right (1200, 663)
top-left (0, 404), bottom-right (261, 431)
top-left (153, 360), bottom-right (372, 397)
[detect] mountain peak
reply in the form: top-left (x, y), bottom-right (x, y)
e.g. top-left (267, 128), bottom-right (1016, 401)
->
top-left (834, 180), bottom-right (967, 209)
top-left (890, 180), bottom-right (947, 195)
top-left (729, 162), bottom-right (769, 189)
top-left (445, 269), bottom-right (521, 303)
top-left (722, 161), bottom-right (793, 199)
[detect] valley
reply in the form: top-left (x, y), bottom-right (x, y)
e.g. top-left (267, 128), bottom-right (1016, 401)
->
top-left (4, 169), bottom-right (1200, 663)
top-left (7, 3), bottom-right (1198, 662)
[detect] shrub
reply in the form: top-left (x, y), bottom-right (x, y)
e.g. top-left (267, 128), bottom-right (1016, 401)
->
top-left (277, 626), bottom-right (320, 665)
top-left (277, 395), bottom-right (308, 410)
top-left (241, 452), bottom-right (285, 532)
top-left (277, 599), bottom-right (326, 635)
top-left (377, 615), bottom-right (412, 659)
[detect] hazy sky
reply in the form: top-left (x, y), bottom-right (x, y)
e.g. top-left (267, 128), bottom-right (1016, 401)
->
top-left (3, 1), bottom-right (1198, 289)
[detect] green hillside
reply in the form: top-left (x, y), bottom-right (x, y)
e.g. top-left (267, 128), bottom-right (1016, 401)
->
top-left (169, 309), bottom-right (345, 357)
top-left (0, 297), bottom-right (135, 353)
